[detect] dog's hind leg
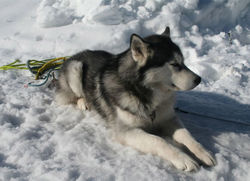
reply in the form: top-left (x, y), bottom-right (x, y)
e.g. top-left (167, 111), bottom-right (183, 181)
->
top-left (55, 73), bottom-right (78, 105)
top-left (77, 98), bottom-right (90, 111)
top-left (66, 60), bottom-right (89, 110)
top-left (115, 128), bottom-right (199, 172)
top-left (56, 60), bottom-right (88, 110)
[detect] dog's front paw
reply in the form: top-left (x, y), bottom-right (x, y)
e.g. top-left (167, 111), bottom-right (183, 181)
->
top-left (171, 152), bottom-right (199, 172)
top-left (77, 98), bottom-right (90, 111)
top-left (194, 146), bottom-right (216, 166)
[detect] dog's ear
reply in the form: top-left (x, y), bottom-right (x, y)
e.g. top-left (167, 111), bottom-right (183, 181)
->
top-left (162, 26), bottom-right (170, 37)
top-left (130, 34), bottom-right (149, 66)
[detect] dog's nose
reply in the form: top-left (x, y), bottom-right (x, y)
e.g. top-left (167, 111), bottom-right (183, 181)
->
top-left (194, 76), bottom-right (201, 85)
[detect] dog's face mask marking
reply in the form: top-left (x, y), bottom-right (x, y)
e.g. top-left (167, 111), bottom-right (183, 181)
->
top-left (132, 27), bottom-right (201, 91)
top-left (168, 54), bottom-right (201, 91)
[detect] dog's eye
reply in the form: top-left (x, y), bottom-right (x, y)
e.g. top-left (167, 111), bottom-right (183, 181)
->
top-left (171, 63), bottom-right (179, 67)
top-left (171, 63), bottom-right (182, 70)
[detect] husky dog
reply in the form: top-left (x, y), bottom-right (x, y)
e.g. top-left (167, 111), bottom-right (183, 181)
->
top-left (56, 27), bottom-right (216, 171)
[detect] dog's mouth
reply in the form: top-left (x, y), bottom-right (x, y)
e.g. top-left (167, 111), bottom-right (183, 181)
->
top-left (171, 83), bottom-right (180, 91)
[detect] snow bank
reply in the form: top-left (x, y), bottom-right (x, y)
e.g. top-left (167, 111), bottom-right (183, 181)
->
top-left (0, 0), bottom-right (250, 180)
top-left (37, 0), bottom-right (250, 38)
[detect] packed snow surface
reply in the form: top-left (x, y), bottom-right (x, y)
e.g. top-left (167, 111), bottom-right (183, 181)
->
top-left (0, 0), bottom-right (250, 180)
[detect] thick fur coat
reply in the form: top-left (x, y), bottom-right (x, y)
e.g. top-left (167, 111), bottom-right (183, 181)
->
top-left (55, 27), bottom-right (216, 171)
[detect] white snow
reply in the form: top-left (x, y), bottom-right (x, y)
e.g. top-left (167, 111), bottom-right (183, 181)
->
top-left (0, 0), bottom-right (250, 180)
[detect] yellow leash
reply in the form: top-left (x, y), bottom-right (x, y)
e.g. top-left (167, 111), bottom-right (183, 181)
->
top-left (0, 59), bottom-right (28, 70)
top-left (34, 57), bottom-right (66, 80)
top-left (0, 56), bottom-right (68, 87)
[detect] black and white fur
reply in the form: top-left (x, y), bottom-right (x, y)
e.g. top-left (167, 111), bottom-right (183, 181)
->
top-left (55, 27), bottom-right (216, 171)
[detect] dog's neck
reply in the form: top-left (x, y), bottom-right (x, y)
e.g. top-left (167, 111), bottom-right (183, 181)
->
top-left (117, 50), bottom-right (140, 81)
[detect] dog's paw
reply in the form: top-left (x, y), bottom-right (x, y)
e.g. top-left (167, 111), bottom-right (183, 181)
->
top-left (77, 98), bottom-right (90, 111)
top-left (194, 146), bottom-right (216, 166)
top-left (171, 152), bottom-right (199, 172)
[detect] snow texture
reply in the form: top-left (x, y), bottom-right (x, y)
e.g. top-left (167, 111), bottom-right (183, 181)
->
top-left (0, 0), bottom-right (250, 180)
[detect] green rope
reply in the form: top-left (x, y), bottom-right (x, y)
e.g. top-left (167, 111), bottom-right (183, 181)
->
top-left (0, 57), bottom-right (68, 87)
top-left (0, 59), bottom-right (28, 70)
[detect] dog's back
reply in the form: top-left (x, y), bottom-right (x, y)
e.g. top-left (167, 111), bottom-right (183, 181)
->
top-left (62, 50), bottom-right (114, 75)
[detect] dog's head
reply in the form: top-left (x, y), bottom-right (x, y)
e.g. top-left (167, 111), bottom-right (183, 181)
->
top-left (130, 27), bottom-right (201, 91)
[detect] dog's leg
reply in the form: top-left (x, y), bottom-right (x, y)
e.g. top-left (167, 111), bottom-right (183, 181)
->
top-left (67, 61), bottom-right (84, 98)
top-left (56, 73), bottom-right (77, 105)
top-left (77, 98), bottom-right (90, 111)
top-left (165, 117), bottom-right (216, 166)
top-left (116, 128), bottom-right (199, 171)
top-left (66, 61), bottom-right (90, 110)
top-left (172, 127), bottom-right (216, 166)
